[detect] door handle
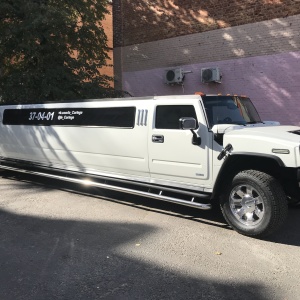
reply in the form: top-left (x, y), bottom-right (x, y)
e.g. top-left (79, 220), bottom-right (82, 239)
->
top-left (152, 135), bottom-right (164, 143)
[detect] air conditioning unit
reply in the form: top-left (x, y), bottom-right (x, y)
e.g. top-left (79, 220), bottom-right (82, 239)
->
top-left (165, 68), bottom-right (184, 85)
top-left (201, 67), bottom-right (221, 83)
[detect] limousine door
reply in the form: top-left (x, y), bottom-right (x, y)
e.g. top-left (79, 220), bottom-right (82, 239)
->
top-left (148, 103), bottom-right (212, 188)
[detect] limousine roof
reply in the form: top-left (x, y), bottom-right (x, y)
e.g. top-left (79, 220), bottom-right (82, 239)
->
top-left (0, 95), bottom-right (202, 107)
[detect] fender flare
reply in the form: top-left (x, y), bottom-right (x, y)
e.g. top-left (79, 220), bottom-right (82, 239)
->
top-left (212, 152), bottom-right (285, 199)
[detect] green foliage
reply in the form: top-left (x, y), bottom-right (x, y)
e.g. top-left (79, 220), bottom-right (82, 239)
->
top-left (0, 0), bottom-right (118, 103)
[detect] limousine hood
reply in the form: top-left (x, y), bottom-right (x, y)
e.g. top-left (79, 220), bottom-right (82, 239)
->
top-left (221, 124), bottom-right (300, 167)
top-left (224, 125), bottom-right (300, 142)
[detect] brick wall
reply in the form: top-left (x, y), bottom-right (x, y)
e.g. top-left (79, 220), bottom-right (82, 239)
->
top-left (113, 1), bottom-right (300, 125)
top-left (119, 15), bottom-right (300, 72)
top-left (113, 0), bottom-right (300, 47)
top-left (122, 50), bottom-right (300, 125)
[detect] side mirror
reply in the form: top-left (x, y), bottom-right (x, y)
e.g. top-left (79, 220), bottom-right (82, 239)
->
top-left (179, 117), bottom-right (201, 146)
top-left (179, 117), bottom-right (197, 130)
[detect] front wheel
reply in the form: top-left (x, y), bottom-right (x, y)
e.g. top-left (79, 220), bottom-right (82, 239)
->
top-left (220, 170), bottom-right (288, 238)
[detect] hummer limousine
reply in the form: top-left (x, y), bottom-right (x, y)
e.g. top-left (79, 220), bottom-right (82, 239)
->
top-left (0, 93), bottom-right (299, 237)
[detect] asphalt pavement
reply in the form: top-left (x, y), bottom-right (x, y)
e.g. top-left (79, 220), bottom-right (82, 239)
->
top-left (0, 170), bottom-right (300, 300)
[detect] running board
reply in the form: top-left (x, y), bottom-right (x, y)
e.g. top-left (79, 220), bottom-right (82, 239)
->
top-left (0, 165), bottom-right (212, 210)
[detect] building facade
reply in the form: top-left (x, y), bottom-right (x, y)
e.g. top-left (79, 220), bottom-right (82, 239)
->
top-left (113, 1), bottom-right (300, 125)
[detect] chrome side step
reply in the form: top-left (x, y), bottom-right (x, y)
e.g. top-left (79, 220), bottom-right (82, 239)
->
top-left (0, 164), bottom-right (212, 210)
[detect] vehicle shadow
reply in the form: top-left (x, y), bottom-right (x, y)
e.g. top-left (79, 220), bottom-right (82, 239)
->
top-left (0, 170), bottom-right (229, 228)
top-left (1, 170), bottom-right (300, 247)
top-left (265, 205), bottom-right (300, 245)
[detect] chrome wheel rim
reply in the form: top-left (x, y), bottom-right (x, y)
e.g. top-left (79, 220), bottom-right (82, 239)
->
top-left (229, 184), bottom-right (265, 226)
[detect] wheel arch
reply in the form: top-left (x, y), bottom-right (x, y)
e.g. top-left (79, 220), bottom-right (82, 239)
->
top-left (212, 153), bottom-right (285, 199)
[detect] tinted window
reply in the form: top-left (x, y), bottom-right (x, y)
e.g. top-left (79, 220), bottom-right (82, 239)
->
top-left (155, 105), bottom-right (198, 129)
top-left (3, 107), bottom-right (136, 128)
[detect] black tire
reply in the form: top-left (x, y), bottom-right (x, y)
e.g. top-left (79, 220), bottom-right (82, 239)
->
top-left (220, 170), bottom-right (288, 238)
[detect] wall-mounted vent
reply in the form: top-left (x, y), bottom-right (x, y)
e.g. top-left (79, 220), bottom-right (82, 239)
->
top-left (165, 68), bottom-right (184, 85)
top-left (201, 67), bottom-right (221, 83)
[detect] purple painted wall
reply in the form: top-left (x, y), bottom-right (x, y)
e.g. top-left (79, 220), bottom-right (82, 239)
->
top-left (123, 51), bottom-right (300, 126)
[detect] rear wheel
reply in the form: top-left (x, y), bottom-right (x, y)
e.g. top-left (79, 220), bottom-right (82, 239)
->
top-left (220, 170), bottom-right (288, 238)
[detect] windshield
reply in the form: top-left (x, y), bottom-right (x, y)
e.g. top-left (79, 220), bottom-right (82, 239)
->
top-left (202, 96), bottom-right (262, 128)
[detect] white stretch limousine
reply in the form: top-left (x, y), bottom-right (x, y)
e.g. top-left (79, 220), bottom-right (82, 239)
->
top-left (1, 94), bottom-right (300, 237)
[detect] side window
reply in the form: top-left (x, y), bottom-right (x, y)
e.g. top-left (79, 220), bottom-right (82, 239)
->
top-left (155, 105), bottom-right (198, 129)
top-left (3, 107), bottom-right (136, 128)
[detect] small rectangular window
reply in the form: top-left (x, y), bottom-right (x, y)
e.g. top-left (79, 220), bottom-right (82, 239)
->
top-left (155, 105), bottom-right (198, 129)
top-left (3, 107), bottom-right (136, 128)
